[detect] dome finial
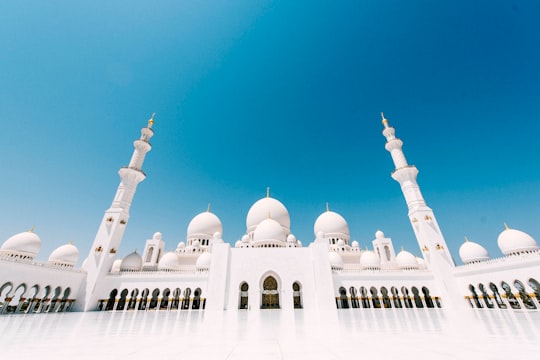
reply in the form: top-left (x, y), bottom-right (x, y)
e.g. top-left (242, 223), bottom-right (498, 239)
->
top-left (28, 225), bottom-right (35, 233)
top-left (381, 112), bottom-right (389, 128)
top-left (207, 203), bottom-right (211, 212)
top-left (326, 202), bottom-right (330, 212)
top-left (267, 211), bottom-right (271, 219)
top-left (266, 187), bottom-right (270, 198)
top-left (504, 223), bottom-right (510, 230)
top-left (401, 245), bottom-right (405, 251)
top-left (148, 112), bottom-right (156, 128)
top-left (464, 236), bottom-right (470, 243)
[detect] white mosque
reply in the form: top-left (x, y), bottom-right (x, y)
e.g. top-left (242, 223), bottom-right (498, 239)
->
top-left (1, 114), bottom-right (539, 315)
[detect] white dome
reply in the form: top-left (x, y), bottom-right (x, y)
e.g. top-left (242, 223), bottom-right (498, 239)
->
top-left (158, 252), bottom-right (180, 270)
top-left (48, 243), bottom-right (79, 266)
top-left (375, 230), bottom-right (385, 239)
top-left (352, 241), bottom-right (359, 248)
top-left (120, 251), bottom-right (143, 271)
top-left (235, 240), bottom-right (242, 248)
top-left (253, 218), bottom-right (287, 243)
top-left (287, 234), bottom-right (297, 243)
top-left (328, 251), bottom-right (344, 269)
top-left (111, 259), bottom-right (122, 273)
top-left (459, 240), bottom-right (489, 264)
top-left (177, 242), bottom-right (186, 249)
top-left (246, 197), bottom-right (290, 233)
top-left (395, 250), bottom-right (419, 269)
top-left (498, 227), bottom-right (538, 255)
top-left (241, 234), bottom-right (249, 243)
top-left (337, 239), bottom-right (345, 246)
top-left (314, 211), bottom-right (349, 238)
top-left (213, 232), bottom-right (223, 243)
top-left (1, 231), bottom-right (41, 258)
top-left (187, 212), bottom-right (223, 238)
top-left (360, 250), bottom-right (380, 270)
top-left (196, 252), bottom-right (212, 270)
top-left (153, 232), bottom-right (162, 240)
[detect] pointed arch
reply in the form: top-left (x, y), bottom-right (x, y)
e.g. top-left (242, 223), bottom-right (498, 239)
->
top-left (514, 280), bottom-right (536, 309)
top-left (293, 282), bottom-right (303, 309)
top-left (239, 282), bottom-right (249, 309)
top-left (501, 281), bottom-right (520, 309)
top-left (489, 283), bottom-right (506, 309)
top-left (338, 287), bottom-right (349, 309)
top-left (261, 273), bottom-right (280, 309)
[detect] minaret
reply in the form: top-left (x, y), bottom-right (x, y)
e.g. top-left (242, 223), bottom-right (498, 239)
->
top-left (81, 114), bottom-right (155, 310)
top-left (381, 114), bottom-right (465, 309)
top-left (381, 113), bottom-right (454, 266)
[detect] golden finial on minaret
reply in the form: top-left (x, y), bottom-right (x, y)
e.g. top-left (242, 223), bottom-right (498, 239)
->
top-left (148, 112), bottom-right (156, 128)
top-left (381, 112), bottom-right (389, 128)
top-left (28, 225), bottom-right (35, 233)
top-left (326, 202), bottom-right (330, 212)
top-left (207, 203), bottom-right (211, 212)
top-left (266, 187), bottom-right (270, 198)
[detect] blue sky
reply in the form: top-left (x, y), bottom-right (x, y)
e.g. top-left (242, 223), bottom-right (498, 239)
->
top-left (1, 1), bottom-right (539, 264)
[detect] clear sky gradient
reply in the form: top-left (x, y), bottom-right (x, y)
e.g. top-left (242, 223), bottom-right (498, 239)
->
top-left (1, 1), bottom-right (539, 264)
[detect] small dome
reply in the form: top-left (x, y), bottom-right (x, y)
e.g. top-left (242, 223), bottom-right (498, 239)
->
top-left (296, 240), bottom-right (303, 247)
top-left (395, 250), bottom-right (419, 269)
top-left (328, 251), bottom-right (344, 269)
top-left (153, 232), bottom-right (162, 240)
top-left (158, 252), bottom-right (179, 271)
top-left (253, 218), bottom-right (287, 243)
top-left (213, 232), bottom-right (223, 243)
top-left (187, 212), bottom-right (223, 238)
top-left (192, 240), bottom-right (200, 248)
top-left (241, 234), bottom-right (249, 243)
top-left (337, 239), bottom-right (345, 247)
top-left (497, 227), bottom-right (538, 255)
top-left (360, 250), bottom-right (380, 270)
top-left (459, 239), bottom-right (489, 264)
top-left (314, 211), bottom-right (350, 238)
top-left (196, 252), bottom-right (212, 270)
top-left (287, 234), bottom-right (297, 243)
top-left (235, 240), bottom-right (242, 248)
top-left (352, 241), bottom-right (359, 248)
top-left (48, 243), bottom-right (79, 266)
top-left (111, 259), bottom-right (122, 273)
top-left (177, 242), bottom-right (186, 249)
top-left (1, 231), bottom-right (41, 258)
top-left (375, 230), bottom-right (385, 239)
top-left (316, 231), bottom-right (325, 240)
top-left (120, 251), bottom-right (143, 271)
top-left (246, 197), bottom-right (290, 234)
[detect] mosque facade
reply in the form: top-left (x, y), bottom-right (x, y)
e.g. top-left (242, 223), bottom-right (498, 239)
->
top-left (1, 115), bottom-right (540, 315)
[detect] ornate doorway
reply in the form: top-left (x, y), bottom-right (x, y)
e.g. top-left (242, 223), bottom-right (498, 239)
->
top-left (261, 276), bottom-right (279, 309)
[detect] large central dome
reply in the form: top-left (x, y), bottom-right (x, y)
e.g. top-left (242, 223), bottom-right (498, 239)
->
top-left (246, 196), bottom-right (290, 234)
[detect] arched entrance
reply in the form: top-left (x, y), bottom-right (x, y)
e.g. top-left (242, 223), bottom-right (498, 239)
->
top-left (261, 275), bottom-right (279, 309)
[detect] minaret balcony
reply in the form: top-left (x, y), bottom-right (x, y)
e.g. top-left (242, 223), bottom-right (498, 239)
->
top-left (121, 166), bottom-right (146, 176)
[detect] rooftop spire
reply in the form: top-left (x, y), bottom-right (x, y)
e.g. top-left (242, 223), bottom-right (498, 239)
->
top-left (148, 113), bottom-right (155, 129)
top-left (381, 112), bottom-right (389, 129)
top-left (326, 202), bottom-right (330, 212)
top-left (464, 236), bottom-right (470, 243)
top-left (207, 203), bottom-right (211, 212)
top-left (266, 187), bottom-right (270, 198)
top-left (504, 223), bottom-right (509, 230)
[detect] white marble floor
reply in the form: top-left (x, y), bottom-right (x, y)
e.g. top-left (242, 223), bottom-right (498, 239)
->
top-left (1, 308), bottom-right (539, 359)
